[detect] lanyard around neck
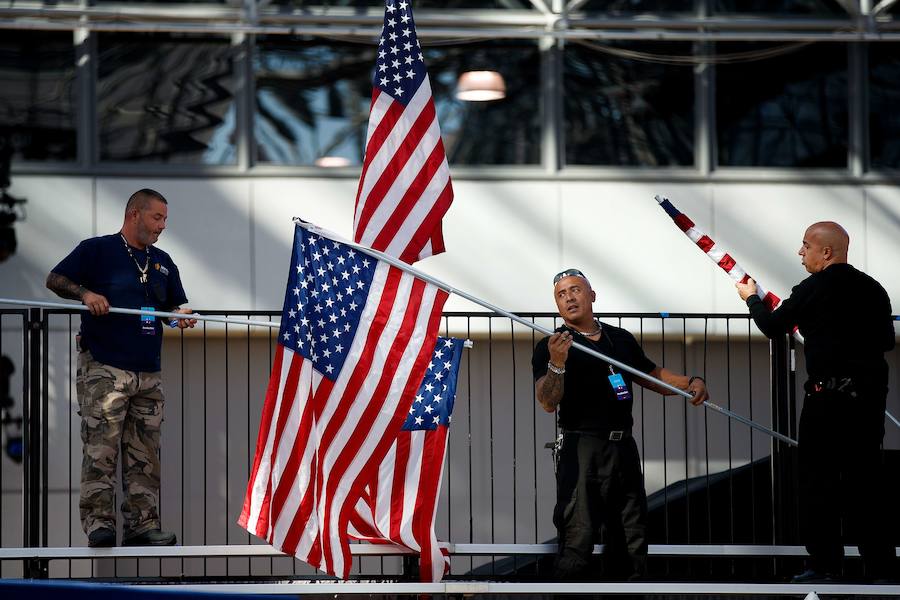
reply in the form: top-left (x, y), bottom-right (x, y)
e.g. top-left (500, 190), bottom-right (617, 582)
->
top-left (120, 233), bottom-right (150, 284)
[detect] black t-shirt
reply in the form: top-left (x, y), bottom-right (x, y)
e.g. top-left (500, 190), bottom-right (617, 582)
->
top-left (52, 234), bottom-right (188, 372)
top-left (746, 263), bottom-right (894, 385)
top-left (532, 322), bottom-right (656, 431)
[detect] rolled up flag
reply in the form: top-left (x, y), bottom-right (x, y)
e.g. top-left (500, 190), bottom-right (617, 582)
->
top-left (656, 195), bottom-right (781, 311)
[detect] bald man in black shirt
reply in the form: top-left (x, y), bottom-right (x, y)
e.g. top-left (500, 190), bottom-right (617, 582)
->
top-left (737, 221), bottom-right (897, 583)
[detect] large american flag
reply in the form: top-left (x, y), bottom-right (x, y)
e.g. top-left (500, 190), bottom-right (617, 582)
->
top-left (352, 0), bottom-right (453, 264)
top-left (656, 195), bottom-right (782, 311)
top-left (239, 223), bottom-right (448, 579)
top-left (349, 336), bottom-right (464, 582)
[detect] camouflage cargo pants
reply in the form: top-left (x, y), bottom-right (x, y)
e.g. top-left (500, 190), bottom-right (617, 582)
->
top-left (76, 350), bottom-right (165, 538)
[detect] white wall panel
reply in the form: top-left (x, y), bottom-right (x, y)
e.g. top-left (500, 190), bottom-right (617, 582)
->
top-left (711, 185), bottom-right (868, 316)
top-left (560, 183), bottom-right (713, 315)
top-left (425, 180), bottom-right (562, 313)
top-left (2, 176), bottom-right (899, 316)
top-left (95, 179), bottom-right (254, 309)
top-left (0, 176), bottom-right (94, 301)
top-left (251, 177), bottom-right (358, 310)
top-left (865, 186), bottom-right (900, 308)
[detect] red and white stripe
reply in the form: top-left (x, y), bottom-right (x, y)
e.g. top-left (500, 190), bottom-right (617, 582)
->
top-left (239, 264), bottom-right (448, 579)
top-left (656, 195), bottom-right (782, 311)
top-left (348, 426), bottom-right (450, 582)
top-left (353, 79), bottom-right (453, 264)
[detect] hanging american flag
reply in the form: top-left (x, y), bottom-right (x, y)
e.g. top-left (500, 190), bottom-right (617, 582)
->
top-left (352, 0), bottom-right (453, 264)
top-left (239, 222), bottom-right (448, 579)
top-left (656, 195), bottom-right (783, 311)
top-left (349, 336), bottom-right (464, 582)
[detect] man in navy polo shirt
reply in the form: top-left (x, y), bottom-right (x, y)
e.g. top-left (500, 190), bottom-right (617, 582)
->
top-left (46, 188), bottom-right (196, 548)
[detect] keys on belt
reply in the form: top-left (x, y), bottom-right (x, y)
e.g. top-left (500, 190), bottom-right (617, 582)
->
top-left (806, 377), bottom-right (856, 397)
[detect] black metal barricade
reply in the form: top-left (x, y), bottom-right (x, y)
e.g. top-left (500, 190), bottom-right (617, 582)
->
top-left (2, 308), bottom-right (897, 582)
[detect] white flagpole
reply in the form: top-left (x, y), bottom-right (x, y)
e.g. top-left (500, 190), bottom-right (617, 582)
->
top-left (295, 218), bottom-right (799, 447)
top-left (0, 298), bottom-right (280, 329)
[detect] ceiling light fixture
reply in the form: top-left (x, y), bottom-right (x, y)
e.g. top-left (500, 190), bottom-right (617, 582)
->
top-left (456, 70), bottom-right (506, 102)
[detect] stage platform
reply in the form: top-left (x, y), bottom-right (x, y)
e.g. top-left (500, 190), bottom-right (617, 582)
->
top-left (2, 544), bottom-right (898, 597)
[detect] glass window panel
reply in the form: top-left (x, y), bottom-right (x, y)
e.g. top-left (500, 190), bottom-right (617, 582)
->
top-left (254, 38), bottom-right (372, 166)
top-left (870, 43), bottom-right (900, 170)
top-left (254, 37), bottom-right (541, 166)
top-left (575, 0), bottom-right (694, 12)
top-left (265, 1), bottom-right (534, 8)
top-left (713, 0), bottom-right (847, 14)
top-left (0, 31), bottom-right (76, 162)
top-left (93, 0), bottom-right (231, 3)
top-left (432, 42), bottom-right (541, 165)
top-left (97, 33), bottom-right (238, 164)
top-left (716, 42), bottom-right (848, 168)
top-left (563, 41), bottom-right (694, 167)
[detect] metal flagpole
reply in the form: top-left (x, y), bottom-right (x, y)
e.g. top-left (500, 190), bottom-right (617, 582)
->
top-left (295, 218), bottom-right (799, 447)
top-left (0, 298), bottom-right (280, 329)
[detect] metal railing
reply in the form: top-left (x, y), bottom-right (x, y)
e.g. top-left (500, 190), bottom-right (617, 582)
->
top-left (1, 308), bottom-right (897, 582)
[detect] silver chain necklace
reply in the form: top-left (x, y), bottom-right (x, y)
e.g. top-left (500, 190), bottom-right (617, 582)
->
top-left (120, 233), bottom-right (150, 284)
top-left (571, 320), bottom-right (602, 337)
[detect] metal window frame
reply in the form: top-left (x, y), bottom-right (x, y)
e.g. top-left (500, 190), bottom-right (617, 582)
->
top-left (2, 1), bottom-right (900, 179)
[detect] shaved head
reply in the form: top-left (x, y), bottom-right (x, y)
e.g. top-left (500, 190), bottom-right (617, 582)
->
top-left (805, 222), bottom-right (849, 258)
top-left (126, 188), bottom-right (167, 215)
top-left (799, 221), bottom-right (849, 273)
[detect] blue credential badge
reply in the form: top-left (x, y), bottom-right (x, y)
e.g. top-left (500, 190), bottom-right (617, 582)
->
top-left (608, 372), bottom-right (632, 401)
top-left (140, 306), bottom-right (156, 336)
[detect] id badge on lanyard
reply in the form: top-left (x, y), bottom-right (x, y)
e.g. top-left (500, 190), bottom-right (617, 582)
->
top-left (608, 366), bottom-right (632, 401)
top-left (140, 306), bottom-right (157, 336)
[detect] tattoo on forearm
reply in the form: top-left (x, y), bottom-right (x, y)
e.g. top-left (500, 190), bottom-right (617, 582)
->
top-left (46, 272), bottom-right (85, 301)
top-left (538, 372), bottom-right (564, 411)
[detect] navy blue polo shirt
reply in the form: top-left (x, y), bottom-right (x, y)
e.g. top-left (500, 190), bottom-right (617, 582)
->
top-left (52, 234), bottom-right (188, 373)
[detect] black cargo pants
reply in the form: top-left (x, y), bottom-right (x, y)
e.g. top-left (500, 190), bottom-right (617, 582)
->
top-left (553, 430), bottom-right (648, 581)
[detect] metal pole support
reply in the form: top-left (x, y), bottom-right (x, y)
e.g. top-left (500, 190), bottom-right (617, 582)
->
top-left (770, 334), bottom-right (799, 567)
top-left (23, 308), bottom-right (47, 578)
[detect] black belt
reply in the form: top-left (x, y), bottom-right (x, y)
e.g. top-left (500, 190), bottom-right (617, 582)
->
top-left (564, 428), bottom-right (631, 442)
top-left (805, 377), bottom-right (856, 396)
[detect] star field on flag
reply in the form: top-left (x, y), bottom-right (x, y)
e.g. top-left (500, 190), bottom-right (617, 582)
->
top-left (278, 233), bottom-right (377, 379)
top-left (374, 1), bottom-right (426, 105)
top-left (403, 337), bottom-right (462, 431)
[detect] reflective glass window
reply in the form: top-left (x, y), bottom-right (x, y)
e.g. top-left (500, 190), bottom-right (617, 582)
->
top-left (254, 37), bottom-right (541, 166)
top-left (574, 0), bottom-right (693, 12)
top-left (713, 0), bottom-right (846, 14)
top-left (97, 33), bottom-right (238, 164)
top-left (870, 43), bottom-right (900, 170)
top-left (716, 42), bottom-right (848, 168)
top-left (93, 0), bottom-right (231, 3)
top-left (433, 42), bottom-right (541, 165)
top-left (266, 1), bottom-right (535, 8)
top-left (563, 41), bottom-right (694, 167)
top-left (0, 31), bottom-right (76, 162)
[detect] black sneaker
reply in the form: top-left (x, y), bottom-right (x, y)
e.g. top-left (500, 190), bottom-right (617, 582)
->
top-left (122, 529), bottom-right (177, 546)
top-left (88, 528), bottom-right (116, 548)
top-left (791, 569), bottom-right (837, 584)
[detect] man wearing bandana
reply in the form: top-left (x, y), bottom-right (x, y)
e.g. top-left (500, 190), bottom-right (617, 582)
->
top-left (533, 268), bottom-right (709, 581)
